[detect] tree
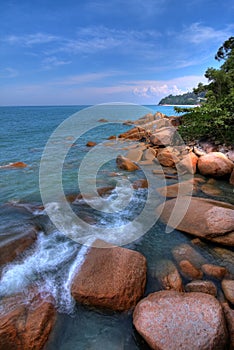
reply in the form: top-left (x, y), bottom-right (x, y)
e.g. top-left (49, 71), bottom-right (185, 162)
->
top-left (176, 37), bottom-right (234, 145)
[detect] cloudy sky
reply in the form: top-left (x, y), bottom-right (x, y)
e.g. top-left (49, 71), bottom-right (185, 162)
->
top-left (0, 0), bottom-right (233, 106)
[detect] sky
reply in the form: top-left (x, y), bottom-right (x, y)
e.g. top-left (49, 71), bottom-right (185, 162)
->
top-left (0, 0), bottom-right (234, 106)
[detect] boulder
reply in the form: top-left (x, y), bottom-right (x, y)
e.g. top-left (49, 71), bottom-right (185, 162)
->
top-left (150, 127), bottom-right (176, 146)
top-left (222, 302), bottom-right (234, 349)
top-left (198, 152), bottom-right (233, 177)
top-left (156, 147), bottom-right (180, 167)
top-left (133, 291), bottom-right (227, 350)
top-left (176, 152), bottom-right (198, 174)
top-left (156, 179), bottom-right (197, 198)
top-left (118, 127), bottom-right (147, 141)
top-left (0, 290), bottom-right (56, 350)
top-left (185, 280), bottom-right (217, 296)
top-left (221, 280), bottom-right (234, 304)
top-left (142, 148), bottom-right (157, 161)
top-left (71, 241), bottom-right (147, 311)
top-left (157, 197), bottom-right (234, 246)
top-left (201, 264), bottom-right (227, 280)
top-left (126, 148), bottom-right (143, 162)
top-left (116, 155), bottom-right (139, 171)
top-left (201, 183), bottom-right (223, 197)
top-left (152, 259), bottom-right (183, 292)
top-left (0, 227), bottom-right (38, 268)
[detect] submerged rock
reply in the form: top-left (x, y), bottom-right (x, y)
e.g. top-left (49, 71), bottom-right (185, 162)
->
top-left (221, 280), bottom-right (234, 304)
top-left (71, 241), bottom-right (147, 311)
top-left (0, 161), bottom-right (27, 169)
top-left (201, 264), bottom-right (227, 280)
top-left (152, 259), bottom-right (183, 292)
top-left (185, 280), bottom-right (217, 296)
top-left (198, 152), bottom-right (233, 177)
top-left (178, 260), bottom-right (203, 280)
top-left (133, 291), bottom-right (227, 350)
top-left (86, 141), bottom-right (97, 147)
top-left (0, 290), bottom-right (56, 350)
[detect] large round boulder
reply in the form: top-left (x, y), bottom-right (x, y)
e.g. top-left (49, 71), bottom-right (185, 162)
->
top-left (133, 291), bottom-right (227, 350)
top-left (71, 241), bottom-right (147, 311)
top-left (198, 152), bottom-right (233, 177)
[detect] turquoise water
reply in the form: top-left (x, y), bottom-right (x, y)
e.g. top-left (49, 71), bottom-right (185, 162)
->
top-left (1, 104), bottom-right (231, 350)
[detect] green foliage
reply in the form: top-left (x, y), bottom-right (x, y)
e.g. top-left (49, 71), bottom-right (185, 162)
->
top-left (176, 37), bottom-right (234, 145)
top-left (158, 91), bottom-right (205, 105)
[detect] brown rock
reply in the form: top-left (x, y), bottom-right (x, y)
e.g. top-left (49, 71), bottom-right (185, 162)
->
top-left (201, 264), bottom-right (227, 280)
top-left (176, 152), bottom-right (198, 174)
top-left (152, 259), bottom-right (183, 291)
top-left (222, 302), bottom-right (234, 349)
top-left (157, 197), bottom-right (234, 245)
top-left (0, 227), bottom-right (37, 268)
top-left (156, 179), bottom-right (197, 198)
top-left (0, 290), bottom-right (56, 350)
top-left (0, 162), bottom-right (27, 169)
top-left (142, 148), bottom-right (157, 161)
top-left (116, 155), bottom-right (139, 171)
top-left (126, 148), bottom-right (143, 162)
top-left (86, 141), bottom-right (97, 147)
top-left (133, 291), bottom-right (227, 350)
top-left (185, 280), bottom-right (217, 296)
top-left (157, 147), bottom-right (180, 167)
top-left (132, 179), bottom-right (148, 190)
top-left (108, 135), bottom-right (117, 140)
top-left (198, 152), bottom-right (233, 177)
top-left (71, 242), bottom-right (147, 311)
top-left (230, 169), bottom-right (234, 186)
top-left (201, 183), bottom-right (223, 197)
top-left (179, 260), bottom-right (203, 280)
top-left (118, 127), bottom-right (147, 141)
top-left (98, 118), bottom-right (108, 122)
top-left (150, 127), bottom-right (176, 146)
top-left (222, 280), bottom-right (234, 304)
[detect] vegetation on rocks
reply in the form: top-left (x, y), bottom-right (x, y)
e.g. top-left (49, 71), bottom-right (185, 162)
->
top-left (175, 37), bottom-right (234, 145)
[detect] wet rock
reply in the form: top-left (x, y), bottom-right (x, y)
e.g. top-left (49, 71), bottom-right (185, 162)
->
top-left (176, 152), bottom-right (198, 174)
top-left (201, 264), bottom-right (227, 280)
top-left (198, 152), bottom-right (233, 177)
top-left (142, 148), bottom-right (157, 161)
top-left (222, 280), bottom-right (234, 304)
top-left (179, 260), bottom-right (203, 280)
top-left (118, 127), bottom-right (147, 141)
top-left (116, 155), bottom-right (139, 171)
top-left (71, 241), bottom-right (147, 311)
top-left (0, 161), bottom-right (27, 169)
top-left (0, 227), bottom-right (38, 268)
top-left (156, 180), bottom-right (197, 198)
top-left (153, 259), bottom-right (183, 292)
top-left (150, 127), bottom-right (176, 146)
top-left (86, 141), bottom-right (97, 147)
top-left (98, 118), bottom-right (108, 122)
top-left (0, 290), bottom-right (56, 350)
top-left (157, 147), bottom-right (180, 167)
top-left (133, 291), bottom-right (227, 350)
top-left (157, 197), bottom-right (234, 245)
top-left (132, 179), bottom-right (148, 190)
top-left (185, 280), bottom-right (217, 296)
top-left (201, 183), bottom-right (223, 197)
top-left (126, 148), bottom-right (143, 162)
top-left (230, 169), bottom-right (234, 186)
top-left (108, 135), bottom-right (117, 140)
top-left (73, 186), bottom-right (115, 202)
top-left (172, 243), bottom-right (207, 268)
top-left (222, 302), bottom-right (234, 349)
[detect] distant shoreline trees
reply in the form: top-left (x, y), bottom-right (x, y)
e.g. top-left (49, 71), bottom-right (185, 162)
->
top-left (158, 91), bottom-right (206, 105)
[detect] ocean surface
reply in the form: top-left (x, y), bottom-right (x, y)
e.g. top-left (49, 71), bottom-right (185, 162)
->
top-left (0, 104), bottom-right (233, 350)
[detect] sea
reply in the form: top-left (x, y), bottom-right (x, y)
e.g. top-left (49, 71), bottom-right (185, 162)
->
top-left (0, 104), bottom-right (233, 350)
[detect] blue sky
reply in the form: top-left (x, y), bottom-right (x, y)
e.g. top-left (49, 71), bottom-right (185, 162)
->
top-left (0, 0), bottom-right (233, 106)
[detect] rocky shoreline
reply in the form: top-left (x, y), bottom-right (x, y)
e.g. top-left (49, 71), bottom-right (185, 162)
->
top-left (0, 111), bottom-right (233, 350)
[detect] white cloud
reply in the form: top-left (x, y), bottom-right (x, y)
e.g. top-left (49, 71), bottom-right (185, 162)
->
top-left (181, 23), bottom-right (234, 44)
top-left (0, 67), bottom-right (18, 78)
top-left (4, 33), bottom-right (59, 46)
top-left (42, 56), bottom-right (71, 70)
